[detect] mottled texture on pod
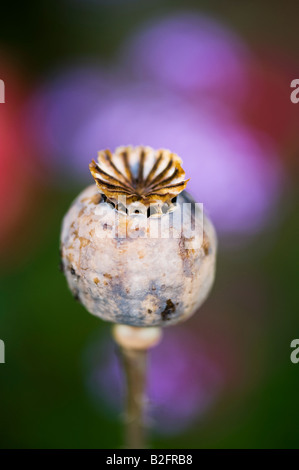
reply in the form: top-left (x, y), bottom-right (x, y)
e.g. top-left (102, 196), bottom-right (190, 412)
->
top-left (60, 146), bottom-right (217, 327)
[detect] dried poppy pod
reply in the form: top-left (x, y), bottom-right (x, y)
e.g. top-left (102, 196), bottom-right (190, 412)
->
top-left (60, 146), bottom-right (217, 327)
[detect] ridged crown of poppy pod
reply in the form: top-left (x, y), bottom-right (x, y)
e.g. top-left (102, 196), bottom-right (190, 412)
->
top-left (89, 146), bottom-right (190, 214)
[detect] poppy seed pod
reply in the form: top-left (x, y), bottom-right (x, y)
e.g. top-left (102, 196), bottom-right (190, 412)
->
top-left (60, 146), bottom-right (217, 327)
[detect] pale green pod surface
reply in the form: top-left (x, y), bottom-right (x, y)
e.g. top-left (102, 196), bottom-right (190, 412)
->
top-left (60, 146), bottom-right (217, 327)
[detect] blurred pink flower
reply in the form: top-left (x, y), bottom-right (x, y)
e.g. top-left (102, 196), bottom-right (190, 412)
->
top-left (26, 8), bottom-right (284, 237)
top-left (121, 12), bottom-right (251, 106)
top-left (73, 83), bottom-right (283, 234)
top-left (28, 68), bottom-right (282, 234)
top-left (0, 55), bottom-right (40, 254)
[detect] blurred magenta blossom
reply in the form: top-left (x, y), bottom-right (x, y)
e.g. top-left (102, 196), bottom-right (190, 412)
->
top-left (121, 13), bottom-right (251, 106)
top-left (26, 12), bottom-right (284, 235)
top-left (86, 327), bottom-right (222, 435)
top-left (0, 55), bottom-right (40, 252)
top-left (73, 84), bottom-right (282, 234)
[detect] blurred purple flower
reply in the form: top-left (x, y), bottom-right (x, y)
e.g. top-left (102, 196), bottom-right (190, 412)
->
top-left (73, 84), bottom-right (283, 234)
top-left (86, 327), bottom-right (222, 435)
top-left (121, 13), bottom-right (251, 104)
top-left (27, 69), bottom-right (282, 234)
top-left (26, 8), bottom-right (284, 237)
top-left (25, 63), bottom-right (113, 173)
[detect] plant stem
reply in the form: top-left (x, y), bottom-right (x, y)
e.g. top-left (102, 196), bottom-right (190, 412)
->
top-left (120, 346), bottom-right (147, 449)
top-left (112, 324), bottom-right (162, 449)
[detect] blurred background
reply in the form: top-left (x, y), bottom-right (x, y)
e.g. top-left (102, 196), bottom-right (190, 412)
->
top-left (0, 0), bottom-right (299, 449)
